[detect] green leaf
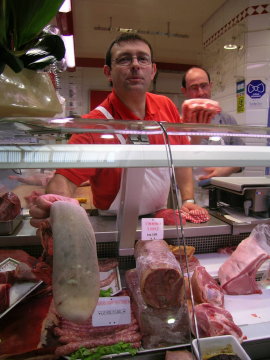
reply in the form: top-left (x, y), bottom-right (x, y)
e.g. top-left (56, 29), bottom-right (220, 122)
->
top-left (0, 0), bottom-right (8, 47)
top-left (70, 342), bottom-right (138, 360)
top-left (0, 43), bottom-right (23, 72)
top-left (99, 288), bottom-right (113, 297)
top-left (8, 0), bottom-right (64, 50)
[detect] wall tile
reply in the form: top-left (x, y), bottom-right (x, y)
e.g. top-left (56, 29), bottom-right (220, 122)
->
top-left (246, 45), bottom-right (270, 62)
top-left (246, 108), bottom-right (269, 125)
top-left (246, 30), bottom-right (270, 47)
top-left (245, 62), bottom-right (270, 78)
top-left (246, 13), bottom-right (270, 31)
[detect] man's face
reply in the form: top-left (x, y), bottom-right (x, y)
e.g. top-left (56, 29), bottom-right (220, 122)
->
top-left (104, 40), bottom-right (156, 95)
top-left (182, 68), bottom-right (212, 99)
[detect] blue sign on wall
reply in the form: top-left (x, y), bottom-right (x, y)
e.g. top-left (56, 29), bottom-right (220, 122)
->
top-left (246, 80), bottom-right (266, 99)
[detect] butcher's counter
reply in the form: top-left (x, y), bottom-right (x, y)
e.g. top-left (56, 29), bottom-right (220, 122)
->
top-left (1, 119), bottom-right (270, 359)
top-left (1, 212), bottom-right (270, 360)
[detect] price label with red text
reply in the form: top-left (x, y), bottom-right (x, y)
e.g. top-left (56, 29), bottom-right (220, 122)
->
top-left (141, 217), bottom-right (164, 240)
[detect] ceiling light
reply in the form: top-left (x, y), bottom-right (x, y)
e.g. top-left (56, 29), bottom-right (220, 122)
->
top-left (61, 35), bottom-right (75, 68)
top-left (224, 44), bottom-right (238, 50)
top-left (59, 0), bottom-right (71, 13)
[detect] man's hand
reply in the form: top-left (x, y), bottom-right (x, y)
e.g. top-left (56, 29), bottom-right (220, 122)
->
top-left (198, 167), bottom-right (241, 180)
top-left (181, 201), bottom-right (203, 212)
top-left (29, 194), bottom-right (79, 228)
top-left (9, 171), bottom-right (55, 186)
top-left (181, 98), bottom-right (221, 123)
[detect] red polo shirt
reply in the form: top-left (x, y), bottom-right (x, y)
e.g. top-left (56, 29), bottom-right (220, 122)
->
top-left (56, 90), bottom-right (189, 209)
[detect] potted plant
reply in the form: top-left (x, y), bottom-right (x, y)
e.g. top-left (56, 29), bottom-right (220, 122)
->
top-left (0, 0), bottom-right (66, 117)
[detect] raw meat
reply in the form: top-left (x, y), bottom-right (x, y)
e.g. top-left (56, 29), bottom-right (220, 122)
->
top-left (191, 303), bottom-right (245, 342)
top-left (0, 249), bottom-right (38, 267)
top-left (218, 224), bottom-right (270, 295)
top-left (98, 258), bottom-right (118, 272)
top-left (54, 293), bottom-right (141, 357)
top-left (191, 266), bottom-right (224, 307)
top-left (154, 207), bottom-right (210, 225)
top-left (125, 268), bottom-right (190, 349)
top-left (154, 208), bottom-right (186, 225)
top-left (51, 201), bottom-right (100, 323)
top-left (134, 240), bottom-right (183, 308)
top-left (0, 284), bottom-right (11, 313)
top-left (0, 294), bottom-right (58, 358)
top-left (181, 98), bottom-right (221, 124)
top-left (0, 192), bottom-right (21, 221)
top-left (165, 350), bottom-right (194, 360)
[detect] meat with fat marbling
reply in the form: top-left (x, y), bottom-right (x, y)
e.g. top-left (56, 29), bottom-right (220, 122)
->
top-left (191, 266), bottom-right (224, 307)
top-left (0, 191), bottom-right (21, 221)
top-left (134, 240), bottom-right (183, 308)
top-left (218, 224), bottom-right (270, 295)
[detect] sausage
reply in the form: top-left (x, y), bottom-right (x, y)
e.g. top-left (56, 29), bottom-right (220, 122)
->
top-left (50, 201), bottom-right (100, 323)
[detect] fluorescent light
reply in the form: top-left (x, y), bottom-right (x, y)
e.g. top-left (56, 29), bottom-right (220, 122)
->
top-left (61, 35), bottom-right (75, 68)
top-left (59, 0), bottom-right (71, 13)
top-left (224, 44), bottom-right (238, 50)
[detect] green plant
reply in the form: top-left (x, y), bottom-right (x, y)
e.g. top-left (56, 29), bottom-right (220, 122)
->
top-left (0, 0), bottom-right (65, 74)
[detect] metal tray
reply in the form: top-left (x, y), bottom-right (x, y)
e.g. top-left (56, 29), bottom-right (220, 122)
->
top-left (100, 264), bottom-right (122, 296)
top-left (0, 215), bottom-right (23, 235)
top-left (0, 257), bottom-right (43, 319)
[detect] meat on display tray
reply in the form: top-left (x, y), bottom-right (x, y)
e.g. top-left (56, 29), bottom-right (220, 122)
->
top-left (0, 257), bottom-right (43, 319)
top-left (196, 252), bottom-right (270, 279)
top-left (99, 265), bottom-right (122, 295)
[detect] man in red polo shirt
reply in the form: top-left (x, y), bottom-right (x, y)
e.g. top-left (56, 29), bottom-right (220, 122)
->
top-left (30, 33), bottom-right (220, 226)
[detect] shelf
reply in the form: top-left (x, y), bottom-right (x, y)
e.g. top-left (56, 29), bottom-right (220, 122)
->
top-left (0, 144), bottom-right (270, 168)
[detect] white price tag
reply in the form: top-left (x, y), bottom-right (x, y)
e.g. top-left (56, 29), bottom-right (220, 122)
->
top-left (141, 217), bottom-right (164, 240)
top-left (92, 296), bottom-right (131, 327)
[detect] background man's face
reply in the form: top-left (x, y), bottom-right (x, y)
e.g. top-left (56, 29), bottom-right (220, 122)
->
top-left (182, 68), bottom-right (212, 99)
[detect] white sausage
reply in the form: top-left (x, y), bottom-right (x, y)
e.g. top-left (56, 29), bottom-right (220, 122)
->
top-left (50, 201), bottom-right (100, 323)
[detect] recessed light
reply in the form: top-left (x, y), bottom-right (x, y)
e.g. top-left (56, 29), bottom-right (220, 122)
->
top-left (224, 44), bottom-right (238, 50)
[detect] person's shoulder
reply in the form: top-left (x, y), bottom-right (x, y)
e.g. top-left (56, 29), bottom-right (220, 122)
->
top-left (219, 111), bottom-right (238, 125)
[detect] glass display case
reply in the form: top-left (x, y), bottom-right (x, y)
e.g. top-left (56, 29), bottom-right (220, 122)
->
top-left (0, 117), bottom-right (270, 360)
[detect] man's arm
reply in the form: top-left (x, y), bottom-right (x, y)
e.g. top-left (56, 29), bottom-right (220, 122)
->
top-left (199, 166), bottom-right (242, 180)
top-left (46, 173), bottom-right (78, 197)
top-left (175, 167), bottom-right (194, 202)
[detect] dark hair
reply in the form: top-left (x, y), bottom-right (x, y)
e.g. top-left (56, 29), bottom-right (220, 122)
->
top-left (105, 33), bottom-right (154, 67)
top-left (181, 66), bottom-right (211, 88)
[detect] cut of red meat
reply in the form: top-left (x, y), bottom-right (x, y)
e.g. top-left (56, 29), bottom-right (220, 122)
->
top-left (0, 283), bottom-right (11, 313)
top-left (0, 249), bottom-right (38, 267)
top-left (218, 224), bottom-right (270, 295)
top-left (191, 303), bottom-right (245, 342)
top-left (0, 294), bottom-right (58, 358)
top-left (0, 192), bottom-right (21, 221)
top-left (134, 240), bottom-right (183, 308)
top-left (125, 268), bottom-right (190, 349)
top-left (154, 208), bottom-right (210, 225)
top-left (191, 266), bottom-right (224, 307)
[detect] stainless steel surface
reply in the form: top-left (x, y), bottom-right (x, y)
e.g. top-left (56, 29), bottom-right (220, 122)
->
top-left (0, 215), bottom-right (22, 235)
top-left (211, 176), bottom-right (270, 193)
top-left (0, 216), bottom-right (231, 246)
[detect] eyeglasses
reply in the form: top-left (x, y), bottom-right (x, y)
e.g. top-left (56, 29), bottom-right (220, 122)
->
top-left (112, 54), bottom-right (152, 67)
top-left (188, 82), bottom-right (210, 91)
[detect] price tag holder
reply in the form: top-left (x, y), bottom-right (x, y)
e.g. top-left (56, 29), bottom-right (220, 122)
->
top-left (141, 217), bottom-right (164, 240)
top-left (92, 296), bottom-right (131, 327)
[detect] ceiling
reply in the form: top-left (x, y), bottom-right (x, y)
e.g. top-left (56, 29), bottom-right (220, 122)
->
top-left (70, 0), bottom-right (226, 68)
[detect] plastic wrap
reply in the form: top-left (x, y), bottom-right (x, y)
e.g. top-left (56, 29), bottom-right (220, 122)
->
top-left (125, 268), bottom-right (190, 349)
top-left (134, 240), bottom-right (183, 308)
